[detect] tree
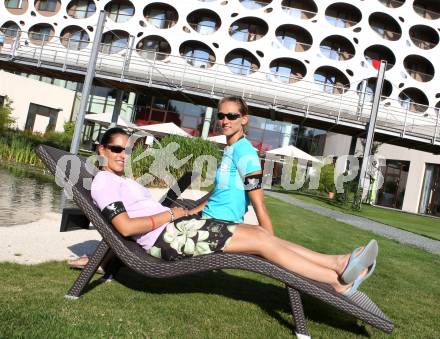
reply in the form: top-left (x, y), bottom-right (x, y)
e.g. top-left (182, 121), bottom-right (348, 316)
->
top-left (0, 96), bottom-right (15, 132)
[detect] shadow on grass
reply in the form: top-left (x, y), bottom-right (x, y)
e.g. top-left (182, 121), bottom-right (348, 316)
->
top-left (85, 267), bottom-right (370, 337)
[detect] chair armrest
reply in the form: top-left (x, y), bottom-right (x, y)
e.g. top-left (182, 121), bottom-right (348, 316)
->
top-left (160, 171), bottom-right (200, 207)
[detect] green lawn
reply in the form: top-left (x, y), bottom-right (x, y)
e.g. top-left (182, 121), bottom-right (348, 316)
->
top-left (1, 197), bottom-right (439, 338)
top-left (277, 191), bottom-right (440, 241)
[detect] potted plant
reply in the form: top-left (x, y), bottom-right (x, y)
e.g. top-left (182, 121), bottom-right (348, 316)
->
top-left (319, 164), bottom-right (336, 199)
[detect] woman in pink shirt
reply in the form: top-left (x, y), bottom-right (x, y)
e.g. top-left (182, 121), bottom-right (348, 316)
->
top-left (78, 127), bottom-right (379, 296)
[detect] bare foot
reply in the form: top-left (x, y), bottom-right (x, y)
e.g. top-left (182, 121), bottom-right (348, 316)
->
top-left (336, 247), bottom-right (364, 276)
top-left (333, 265), bottom-right (369, 294)
top-left (67, 255), bottom-right (89, 268)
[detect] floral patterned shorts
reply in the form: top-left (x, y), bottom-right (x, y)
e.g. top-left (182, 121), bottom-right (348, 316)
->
top-left (147, 215), bottom-right (237, 261)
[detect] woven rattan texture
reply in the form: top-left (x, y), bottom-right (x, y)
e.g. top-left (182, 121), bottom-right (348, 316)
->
top-left (36, 145), bottom-right (393, 334)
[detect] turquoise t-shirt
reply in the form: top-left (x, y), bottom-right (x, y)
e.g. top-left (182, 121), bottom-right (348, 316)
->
top-left (202, 138), bottom-right (261, 223)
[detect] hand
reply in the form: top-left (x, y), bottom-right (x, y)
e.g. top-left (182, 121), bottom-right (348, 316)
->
top-left (171, 207), bottom-right (189, 219)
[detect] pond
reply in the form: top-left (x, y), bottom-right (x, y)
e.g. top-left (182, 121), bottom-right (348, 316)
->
top-left (0, 164), bottom-right (65, 226)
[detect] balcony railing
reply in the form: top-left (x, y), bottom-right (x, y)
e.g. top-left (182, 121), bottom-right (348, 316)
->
top-left (371, 26), bottom-right (401, 40)
top-left (410, 36), bottom-right (437, 50)
top-left (269, 72), bottom-right (302, 84)
top-left (107, 11), bottom-right (134, 23)
top-left (183, 54), bottom-right (214, 69)
top-left (61, 37), bottom-right (90, 50)
top-left (100, 41), bottom-right (128, 55)
top-left (240, 0), bottom-right (271, 9)
top-left (413, 5), bottom-right (440, 20)
top-left (229, 29), bottom-right (264, 42)
top-left (1, 29), bottom-right (440, 146)
top-left (188, 21), bottom-right (218, 34)
top-left (29, 32), bottom-right (53, 42)
top-left (406, 69), bottom-right (434, 82)
top-left (0, 27), bottom-right (20, 38)
top-left (278, 38), bottom-right (311, 52)
top-left (67, 8), bottom-right (96, 19)
top-left (320, 46), bottom-right (354, 61)
top-left (325, 15), bottom-right (359, 28)
top-left (281, 6), bottom-right (316, 19)
top-left (145, 16), bottom-right (176, 29)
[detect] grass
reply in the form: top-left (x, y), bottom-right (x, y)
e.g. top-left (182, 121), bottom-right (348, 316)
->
top-left (1, 197), bottom-right (439, 338)
top-left (278, 191), bottom-right (440, 241)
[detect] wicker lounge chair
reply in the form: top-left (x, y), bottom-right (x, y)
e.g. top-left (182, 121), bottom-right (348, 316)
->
top-left (36, 144), bottom-right (393, 338)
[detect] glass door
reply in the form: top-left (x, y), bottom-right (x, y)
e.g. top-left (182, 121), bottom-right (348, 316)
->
top-left (419, 164), bottom-right (440, 216)
top-left (377, 160), bottom-right (409, 209)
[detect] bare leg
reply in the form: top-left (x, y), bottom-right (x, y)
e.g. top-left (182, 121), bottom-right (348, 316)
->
top-left (249, 225), bottom-right (359, 275)
top-left (270, 237), bottom-right (353, 275)
top-left (224, 224), bottom-right (352, 292)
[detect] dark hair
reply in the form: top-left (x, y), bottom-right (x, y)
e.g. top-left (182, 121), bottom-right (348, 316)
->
top-left (218, 96), bottom-right (249, 116)
top-left (99, 127), bottom-right (128, 146)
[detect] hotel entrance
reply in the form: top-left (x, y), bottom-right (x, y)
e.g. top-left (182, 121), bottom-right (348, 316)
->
top-left (376, 160), bottom-right (409, 210)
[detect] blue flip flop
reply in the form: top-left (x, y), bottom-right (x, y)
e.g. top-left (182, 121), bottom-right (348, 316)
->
top-left (343, 260), bottom-right (376, 297)
top-left (341, 239), bottom-right (378, 284)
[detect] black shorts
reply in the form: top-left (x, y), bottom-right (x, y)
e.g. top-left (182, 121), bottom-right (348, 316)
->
top-left (147, 215), bottom-right (236, 261)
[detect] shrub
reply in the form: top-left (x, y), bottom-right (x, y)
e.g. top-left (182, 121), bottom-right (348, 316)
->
top-left (129, 135), bottom-right (222, 187)
top-left (0, 124), bottom-right (73, 167)
top-left (0, 97), bottom-right (15, 132)
top-left (319, 164), bottom-right (336, 193)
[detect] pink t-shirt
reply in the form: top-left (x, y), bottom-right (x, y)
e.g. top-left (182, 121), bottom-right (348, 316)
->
top-left (91, 171), bottom-right (169, 250)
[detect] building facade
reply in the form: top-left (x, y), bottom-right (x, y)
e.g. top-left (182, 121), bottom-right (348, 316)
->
top-left (1, 0), bottom-right (440, 215)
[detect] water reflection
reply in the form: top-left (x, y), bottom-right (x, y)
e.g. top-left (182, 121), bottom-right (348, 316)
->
top-left (0, 165), bottom-right (63, 226)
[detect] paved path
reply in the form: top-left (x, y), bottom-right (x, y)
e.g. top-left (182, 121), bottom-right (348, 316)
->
top-left (266, 191), bottom-right (440, 255)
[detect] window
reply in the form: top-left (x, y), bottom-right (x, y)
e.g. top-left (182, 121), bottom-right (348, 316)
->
top-left (64, 30), bottom-right (89, 50)
top-left (68, 0), bottom-right (96, 19)
top-left (5, 0), bottom-right (23, 9)
top-left (182, 46), bottom-right (213, 68)
top-left (38, 0), bottom-right (57, 12)
top-left (2, 22), bottom-right (19, 37)
top-left (101, 32), bottom-right (128, 54)
top-left (146, 8), bottom-right (177, 29)
top-left (277, 29), bottom-right (297, 50)
top-left (136, 36), bottom-right (171, 60)
top-left (314, 73), bottom-right (337, 94)
top-left (230, 22), bottom-right (261, 42)
top-left (107, 2), bottom-right (134, 23)
top-left (193, 16), bottom-right (217, 34)
top-left (29, 26), bottom-right (53, 41)
top-left (270, 61), bottom-right (300, 83)
top-left (228, 56), bottom-right (253, 75)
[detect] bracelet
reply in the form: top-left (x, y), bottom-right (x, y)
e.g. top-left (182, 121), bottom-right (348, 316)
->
top-left (148, 215), bottom-right (156, 230)
top-left (168, 209), bottom-right (175, 222)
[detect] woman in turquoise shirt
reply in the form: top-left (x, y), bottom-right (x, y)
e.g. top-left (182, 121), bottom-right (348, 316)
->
top-left (192, 96), bottom-right (274, 234)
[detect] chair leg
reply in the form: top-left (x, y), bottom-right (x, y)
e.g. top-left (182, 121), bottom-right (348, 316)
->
top-left (286, 286), bottom-right (311, 339)
top-left (102, 253), bottom-right (124, 281)
top-left (65, 240), bottom-right (110, 299)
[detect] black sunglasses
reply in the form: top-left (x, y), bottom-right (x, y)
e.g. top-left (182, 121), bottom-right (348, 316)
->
top-left (105, 145), bottom-right (126, 153)
top-left (217, 112), bottom-right (242, 121)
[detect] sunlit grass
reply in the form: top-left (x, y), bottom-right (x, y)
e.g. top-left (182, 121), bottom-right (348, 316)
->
top-left (278, 191), bottom-right (440, 241)
top-left (0, 197), bottom-right (438, 338)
